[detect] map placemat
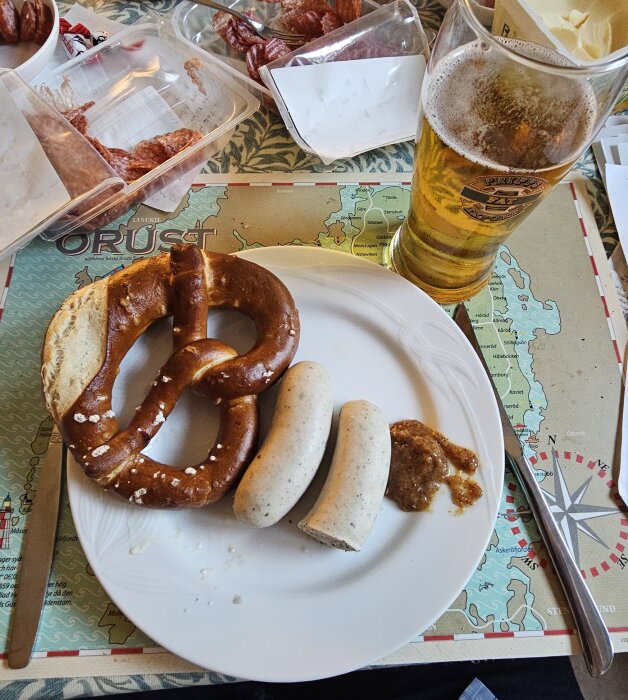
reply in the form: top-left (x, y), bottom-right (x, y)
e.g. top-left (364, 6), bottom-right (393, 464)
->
top-left (0, 173), bottom-right (626, 680)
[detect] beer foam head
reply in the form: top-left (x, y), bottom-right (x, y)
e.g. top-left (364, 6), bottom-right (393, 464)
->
top-left (425, 40), bottom-right (596, 172)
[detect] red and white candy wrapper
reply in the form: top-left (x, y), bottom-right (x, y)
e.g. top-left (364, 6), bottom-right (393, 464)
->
top-left (59, 18), bottom-right (110, 59)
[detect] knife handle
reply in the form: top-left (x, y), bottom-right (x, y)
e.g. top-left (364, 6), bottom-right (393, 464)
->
top-left (8, 429), bottom-right (64, 669)
top-left (506, 451), bottom-right (614, 677)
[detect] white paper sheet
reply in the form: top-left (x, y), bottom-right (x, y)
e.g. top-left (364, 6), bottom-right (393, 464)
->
top-left (268, 55), bottom-right (424, 162)
top-left (601, 137), bottom-right (623, 168)
top-left (0, 81), bottom-right (70, 258)
top-left (591, 123), bottom-right (628, 186)
top-left (606, 114), bottom-right (628, 128)
top-left (608, 246), bottom-right (628, 323)
top-left (621, 324), bottom-right (628, 503)
top-left (606, 162), bottom-right (628, 504)
top-left (606, 163), bottom-right (628, 248)
top-left (585, 111), bottom-right (628, 503)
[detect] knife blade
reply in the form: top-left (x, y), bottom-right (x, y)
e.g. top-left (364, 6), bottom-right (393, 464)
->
top-left (454, 303), bottom-right (614, 677)
top-left (8, 424), bottom-right (65, 669)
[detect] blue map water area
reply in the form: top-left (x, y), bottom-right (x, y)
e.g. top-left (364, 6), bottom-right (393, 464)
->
top-left (495, 247), bottom-right (561, 461)
top-left (458, 246), bottom-right (561, 633)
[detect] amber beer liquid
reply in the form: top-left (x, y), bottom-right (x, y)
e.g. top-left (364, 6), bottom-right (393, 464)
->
top-left (390, 40), bottom-right (595, 304)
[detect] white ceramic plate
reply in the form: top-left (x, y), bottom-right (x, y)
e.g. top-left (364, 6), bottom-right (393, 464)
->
top-left (67, 247), bottom-right (504, 682)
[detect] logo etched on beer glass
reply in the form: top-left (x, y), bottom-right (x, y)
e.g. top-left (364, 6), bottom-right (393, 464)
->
top-left (460, 176), bottom-right (547, 223)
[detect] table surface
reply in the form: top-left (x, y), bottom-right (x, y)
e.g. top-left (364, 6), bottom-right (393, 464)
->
top-left (1, 1), bottom-right (627, 697)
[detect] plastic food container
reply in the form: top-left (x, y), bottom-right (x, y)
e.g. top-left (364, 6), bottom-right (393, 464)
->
top-left (29, 22), bottom-right (259, 241)
top-left (259, 0), bottom-right (430, 163)
top-left (171, 0), bottom-right (381, 107)
top-left (0, 68), bottom-right (121, 260)
top-left (0, 0), bottom-right (59, 83)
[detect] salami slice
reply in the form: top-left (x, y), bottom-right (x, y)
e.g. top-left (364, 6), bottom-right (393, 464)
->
top-left (335, 0), bottom-right (361, 25)
top-left (245, 43), bottom-right (265, 80)
top-left (0, 0), bottom-right (19, 43)
top-left (33, 0), bottom-right (54, 45)
top-left (19, 1), bottom-right (37, 42)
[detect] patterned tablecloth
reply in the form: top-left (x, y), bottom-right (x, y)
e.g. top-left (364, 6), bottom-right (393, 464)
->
top-left (1, 1), bottom-right (627, 697)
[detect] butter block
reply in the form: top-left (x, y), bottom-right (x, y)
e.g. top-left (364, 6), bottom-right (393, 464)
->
top-left (492, 0), bottom-right (627, 64)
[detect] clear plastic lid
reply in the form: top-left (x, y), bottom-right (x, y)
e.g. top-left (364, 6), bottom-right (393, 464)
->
top-left (30, 21), bottom-right (259, 240)
top-left (171, 0), bottom-right (382, 108)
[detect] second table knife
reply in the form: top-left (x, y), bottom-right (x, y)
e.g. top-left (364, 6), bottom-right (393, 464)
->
top-left (454, 303), bottom-right (613, 677)
top-left (8, 425), bottom-right (65, 669)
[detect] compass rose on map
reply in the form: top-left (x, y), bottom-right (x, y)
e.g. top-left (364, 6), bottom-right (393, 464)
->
top-left (529, 450), bottom-right (628, 579)
top-left (542, 451), bottom-right (620, 567)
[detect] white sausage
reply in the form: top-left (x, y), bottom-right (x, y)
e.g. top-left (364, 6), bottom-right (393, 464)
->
top-left (233, 361), bottom-right (333, 527)
top-left (298, 400), bottom-right (391, 552)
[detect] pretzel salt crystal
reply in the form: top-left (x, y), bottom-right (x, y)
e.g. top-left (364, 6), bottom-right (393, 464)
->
top-left (41, 244), bottom-right (300, 508)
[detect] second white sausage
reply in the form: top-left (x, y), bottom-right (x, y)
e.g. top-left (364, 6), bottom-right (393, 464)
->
top-left (298, 400), bottom-right (391, 552)
top-left (233, 361), bottom-right (333, 527)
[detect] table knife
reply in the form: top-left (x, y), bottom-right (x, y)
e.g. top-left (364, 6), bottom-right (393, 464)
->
top-left (454, 303), bottom-right (614, 677)
top-left (8, 425), bottom-right (65, 669)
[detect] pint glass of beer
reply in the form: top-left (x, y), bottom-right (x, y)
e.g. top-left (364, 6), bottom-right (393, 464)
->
top-left (389, 0), bottom-right (628, 304)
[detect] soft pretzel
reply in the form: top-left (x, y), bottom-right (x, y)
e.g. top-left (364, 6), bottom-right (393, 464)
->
top-left (41, 244), bottom-right (300, 508)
